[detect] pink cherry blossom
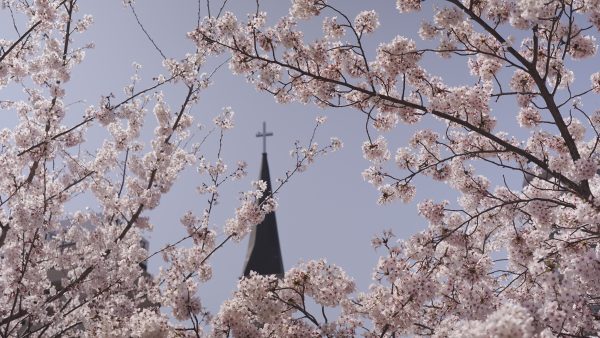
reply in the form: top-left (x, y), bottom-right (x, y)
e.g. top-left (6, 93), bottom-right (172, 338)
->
top-left (3, 0), bottom-right (600, 336)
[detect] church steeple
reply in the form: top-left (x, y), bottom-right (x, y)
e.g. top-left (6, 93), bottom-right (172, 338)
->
top-left (242, 122), bottom-right (284, 278)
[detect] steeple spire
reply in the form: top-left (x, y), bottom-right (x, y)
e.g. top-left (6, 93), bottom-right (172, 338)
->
top-left (242, 122), bottom-right (284, 278)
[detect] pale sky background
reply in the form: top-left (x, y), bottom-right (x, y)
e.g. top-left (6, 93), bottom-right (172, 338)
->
top-left (2, 0), bottom-right (597, 319)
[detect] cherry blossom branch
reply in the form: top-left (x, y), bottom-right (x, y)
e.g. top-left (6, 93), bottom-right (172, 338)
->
top-left (200, 4), bottom-right (600, 234)
top-left (117, 84), bottom-right (195, 243)
top-left (61, 0), bottom-right (74, 65)
top-left (446, 0), bottom-right (589, 195)
top-left (0, 0), bottom-right (68, 64)
top-left (202, 34), bottom-right (589, 198)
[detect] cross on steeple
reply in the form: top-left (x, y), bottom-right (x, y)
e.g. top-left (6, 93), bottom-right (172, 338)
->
top-left (256, 121), bottom-right (273, 154)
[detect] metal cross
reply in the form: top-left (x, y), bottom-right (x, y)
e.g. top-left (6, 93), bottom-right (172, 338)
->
top-left (256, 121), bottom-right (273, 153)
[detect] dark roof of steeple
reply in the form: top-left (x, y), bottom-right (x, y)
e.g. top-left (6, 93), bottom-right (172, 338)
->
top-left (242, 152), bottom-right (284, 278)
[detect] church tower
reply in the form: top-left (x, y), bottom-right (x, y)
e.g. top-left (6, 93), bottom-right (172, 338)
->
top-left (242, 122), bottom-right (284, 278)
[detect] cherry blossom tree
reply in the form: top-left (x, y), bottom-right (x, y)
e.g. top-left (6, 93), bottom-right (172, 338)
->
top-left (1, 0), bottom-right (600, 337)
top-left (190, 0), bottom-right (600, 336)
top-left (0, 1), bottom-right (343, 336)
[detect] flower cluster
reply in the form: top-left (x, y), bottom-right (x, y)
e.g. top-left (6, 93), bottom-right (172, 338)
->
top-left (223, 181), bottom-right (277, 241)
top-left (211, 260), bottom-right (357, 336)
top-left (354, 10), bottom-right (379, 34)
top-left (362, 135), bottom-right (391, 163)
top-left (213, 106), bottom-right (235, 130)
